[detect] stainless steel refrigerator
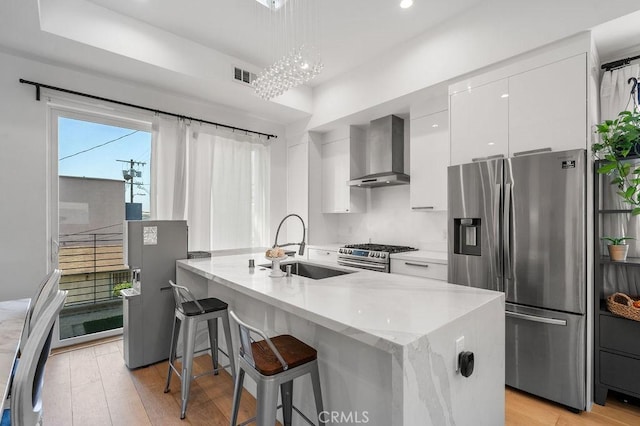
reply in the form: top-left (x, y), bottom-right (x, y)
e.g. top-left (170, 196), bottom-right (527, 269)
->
top-left (448, 149), bottom-right (586, 411)
top-left (122, 220), bottom-right (188, 369)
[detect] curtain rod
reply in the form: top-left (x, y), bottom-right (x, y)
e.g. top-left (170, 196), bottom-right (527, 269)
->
top-left (601, 54), bottom-right (640, 72)
top-left (18, 78), bottom-right (277, 140)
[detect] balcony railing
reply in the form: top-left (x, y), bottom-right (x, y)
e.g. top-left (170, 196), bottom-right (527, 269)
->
top-left (58, 232), bottom-right (129, 306)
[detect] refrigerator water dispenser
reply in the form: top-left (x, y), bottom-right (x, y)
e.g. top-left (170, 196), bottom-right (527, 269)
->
top-left (454, 218), bottom-right (481, 256)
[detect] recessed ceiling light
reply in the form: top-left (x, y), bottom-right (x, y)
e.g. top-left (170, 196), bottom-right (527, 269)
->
top-left (501, 93), bottom-right (509, 98)
top-left (432, 124), bottom-right (439, 128)
top-left (400, 0), bottom-right (414, 9)
top-left (488, 142), bottom-right (495, 146)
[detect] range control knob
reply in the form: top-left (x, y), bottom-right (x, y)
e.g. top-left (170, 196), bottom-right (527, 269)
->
top-left (369, 253), bottom-right (374, 257)
top-left (381, 253), bottom-right (387, 259)
top-left (347, 249), bottom-right (352, 254)
top-left (338, 248), bottom-right (343, 254)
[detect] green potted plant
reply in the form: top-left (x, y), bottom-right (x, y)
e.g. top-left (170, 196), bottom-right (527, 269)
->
top-left (602, 237), bottom-right (634, 261)
top-left (592, 109), bottom-right (640, 214)
top-left (113, 281), bottom-right (133, 297)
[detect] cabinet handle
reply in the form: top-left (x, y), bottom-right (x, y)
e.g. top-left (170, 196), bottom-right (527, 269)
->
top-left (472, 154), bottom-right (504, 162)
top-left (412, 207), bottom-right (434, 210)
top-left (513, 148), bottom-right (552, 157)
top-left (405, 262), bottom-right (429, 268)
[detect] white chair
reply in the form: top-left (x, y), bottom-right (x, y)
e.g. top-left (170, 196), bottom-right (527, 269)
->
top-left (19, 269), bottom-right (62, 354)
top-left (1, 290), bottom-right (67, 426)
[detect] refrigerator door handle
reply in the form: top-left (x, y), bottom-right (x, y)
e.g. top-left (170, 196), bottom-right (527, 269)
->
top-left (506, 310), bottom-right (567, 326)
top-left (504, 183), bottom-right (513, 280)
top-left (494, 183), bottom-right (502, 278)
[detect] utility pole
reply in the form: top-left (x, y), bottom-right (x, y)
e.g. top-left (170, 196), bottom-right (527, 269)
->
top-left (117, 159), bottom-right (146, 203)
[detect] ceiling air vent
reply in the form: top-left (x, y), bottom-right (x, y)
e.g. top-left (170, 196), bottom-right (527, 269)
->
top-left (233, 66), bottom-right (257, 86)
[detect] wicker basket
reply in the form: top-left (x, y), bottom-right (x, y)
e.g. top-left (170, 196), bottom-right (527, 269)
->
top-left (606, 292), bottom-right (640, 322)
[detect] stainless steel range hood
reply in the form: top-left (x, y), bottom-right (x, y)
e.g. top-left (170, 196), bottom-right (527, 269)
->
top-left (348, 115), bottom-right (410, 188)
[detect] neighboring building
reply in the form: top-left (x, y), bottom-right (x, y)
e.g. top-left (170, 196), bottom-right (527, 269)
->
top-left (58, 176), bottom-right (130, 338)
top-left (59, 176), bottom-right (126, 237)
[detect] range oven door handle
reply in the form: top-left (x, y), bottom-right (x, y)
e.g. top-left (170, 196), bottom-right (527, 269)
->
top-left (505, 310), bottom-right (567, 326)
top-left (337, 259), bottom-right (387, 271)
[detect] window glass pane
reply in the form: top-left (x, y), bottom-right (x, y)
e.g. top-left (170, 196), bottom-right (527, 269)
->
top-left (57, 116), bottom-right (151, 341)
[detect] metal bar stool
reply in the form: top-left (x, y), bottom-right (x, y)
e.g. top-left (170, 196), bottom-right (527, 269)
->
top-left (229, 311), bottom-right (326, 426)
top-left (164, 280), bottom-right (236, 419)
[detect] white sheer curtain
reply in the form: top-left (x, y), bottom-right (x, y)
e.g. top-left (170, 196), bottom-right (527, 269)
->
top-left (151, 117), bottom-right (270, 251)
top-left (600, 64), bottom-right (640, 121)
top-left (600, 64), bottom-right (640, 296)
top-left (150, 116), bottom-right (188, 220)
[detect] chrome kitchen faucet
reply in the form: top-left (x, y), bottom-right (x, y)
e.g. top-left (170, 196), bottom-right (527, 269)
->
top-left (272, 213), bottom-right (306, 256)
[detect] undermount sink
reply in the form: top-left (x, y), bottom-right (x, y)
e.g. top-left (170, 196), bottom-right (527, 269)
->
top-left (262, 261), bottom-right (353, 280)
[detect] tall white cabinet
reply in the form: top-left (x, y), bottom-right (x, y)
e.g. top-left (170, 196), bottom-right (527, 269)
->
top-left (321, 126), bottom-right (366, 213)
top-left (286, 139), bottom-right (308, 242)
top-left (410, 110), bottom-right (449, 211)
top-left (450, 53), bottom-right (587, 165)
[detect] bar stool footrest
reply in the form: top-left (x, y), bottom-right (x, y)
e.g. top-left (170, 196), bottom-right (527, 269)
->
top-left (235, 403), bottom-right (317, 426)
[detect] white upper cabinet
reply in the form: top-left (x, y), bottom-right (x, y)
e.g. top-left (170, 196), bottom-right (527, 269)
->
top-left (450, 53), bottom-right (587, 165)
top-left (321, 127), bottom-right (366, 213)
top-left (450, 79), bottom-right (509, 165)
top-left (508, 54), bottom-right (586, 155)
top-left (410, 110), bottom-right (449, 211)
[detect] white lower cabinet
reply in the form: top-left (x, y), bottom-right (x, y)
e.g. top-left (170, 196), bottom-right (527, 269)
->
top-left (307, 248), bottom-right (338, 263)
top-left (390, 259), bottom-right (447, 281)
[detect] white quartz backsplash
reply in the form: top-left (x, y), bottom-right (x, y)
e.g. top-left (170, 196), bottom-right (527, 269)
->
top-left (335, 185), bottom-right (447, 251)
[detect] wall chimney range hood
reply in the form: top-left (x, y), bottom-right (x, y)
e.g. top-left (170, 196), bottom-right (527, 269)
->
top-left (348, 115), bottom-right (410, 188)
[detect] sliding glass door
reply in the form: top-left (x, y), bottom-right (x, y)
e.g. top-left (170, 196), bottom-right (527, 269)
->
top-left (49, 103), bottom-right (151, 347)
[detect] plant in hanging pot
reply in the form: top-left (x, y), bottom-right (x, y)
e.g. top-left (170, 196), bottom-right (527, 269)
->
top-left (602, 237), bottom-right (634, 261)
top-left (592, 109), bottom-right (640, 214)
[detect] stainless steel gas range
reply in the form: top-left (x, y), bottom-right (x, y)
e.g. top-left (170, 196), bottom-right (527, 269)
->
top-left (337, 243), bottom-right (417, 273)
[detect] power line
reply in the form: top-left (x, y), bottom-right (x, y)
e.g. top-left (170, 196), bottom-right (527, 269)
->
top-left (59, 130), bottom-right (140, 161)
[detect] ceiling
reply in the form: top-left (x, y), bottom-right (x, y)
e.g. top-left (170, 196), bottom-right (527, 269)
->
top-left (85, 0), bottom-right (484, 86)
top-left (592, 9), bottom-right (640, 63)
top-left (1, 1), bottom-right (639, 128)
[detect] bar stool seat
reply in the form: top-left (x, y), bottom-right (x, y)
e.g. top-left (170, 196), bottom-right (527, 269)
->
top-left (229, 311), bottom-right (326, 426)
top-left (251, 335), bottom-right (317, 376)
top-left (180, 297), bottom-right (228, 316)
top-left (164, 280), bottom-right (236, 420)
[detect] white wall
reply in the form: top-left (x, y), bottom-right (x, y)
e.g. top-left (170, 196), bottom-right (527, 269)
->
top-left (0, 49), bottom-right (286, 301)
top-left (335, 186), bottom-right (447, 251)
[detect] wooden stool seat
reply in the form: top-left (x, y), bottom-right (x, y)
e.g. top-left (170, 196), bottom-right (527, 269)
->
top-left (229, 311), bottom-right (326, 426)
top-left (251, 335), bottom-right (317, 376)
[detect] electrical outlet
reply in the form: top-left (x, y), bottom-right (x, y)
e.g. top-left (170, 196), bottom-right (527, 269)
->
top-left (455, 336), bottom-right (465, 371)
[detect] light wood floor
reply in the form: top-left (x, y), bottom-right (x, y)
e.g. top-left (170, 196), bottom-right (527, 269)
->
top-left (43, 337), bottom-right (640, 425)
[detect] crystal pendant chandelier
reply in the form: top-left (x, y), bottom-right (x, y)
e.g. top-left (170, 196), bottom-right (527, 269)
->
top-left (252, 0), bottom-right (323, 100)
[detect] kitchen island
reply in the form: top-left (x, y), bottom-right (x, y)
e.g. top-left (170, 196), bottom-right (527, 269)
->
top-left (176, 252), bottom-right (504, 426)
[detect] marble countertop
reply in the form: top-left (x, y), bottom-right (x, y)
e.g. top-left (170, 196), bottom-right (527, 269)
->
top-left (0, 298), bottom-right (30, 402)
top-left (389, 250), bottom-right (448, 264)
top-left (177, 251), bottom-right (502, 351)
